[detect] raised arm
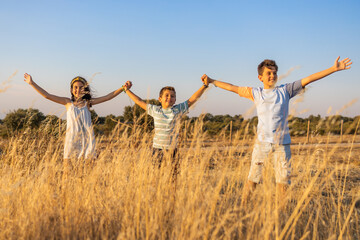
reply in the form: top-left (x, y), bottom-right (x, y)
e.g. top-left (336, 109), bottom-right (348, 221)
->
top-left (201, 74), bottom-right (254, 101)
top-left (201, 74), bottom-right (240, 94)
top-left (124, 87), bottom-right (147, 111)
top-left (91, 81), bottom-right (132, 105)
top-left (301, 57), bottom-right (352, 87)
top-left (187, 79), bottom-right (209, 107)
top-left (24, 73), bottom-right (70, 105)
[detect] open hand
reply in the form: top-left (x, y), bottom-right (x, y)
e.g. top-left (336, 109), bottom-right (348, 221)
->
top-left (334, 57), bottom-right (352, 71)
top-left (24, 73), bottom-right (33, 85)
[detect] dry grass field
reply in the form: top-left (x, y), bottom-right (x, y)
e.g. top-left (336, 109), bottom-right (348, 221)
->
top-left (0, 121), bottom-right (359, 239)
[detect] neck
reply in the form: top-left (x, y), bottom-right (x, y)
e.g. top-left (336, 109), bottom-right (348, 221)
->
top-left (161, 104), bottom-right (173, 109)
top-left (264, 86), bottom-right (275, 89)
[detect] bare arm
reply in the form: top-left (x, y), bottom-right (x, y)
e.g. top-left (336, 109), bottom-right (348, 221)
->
top-left (124, 88), bottom-right (147, 111)
top-left (301, 57), bottom-right (352, 87)
top-left (91, 81), bottom-right (132, 105)
top-left (201, 74), bottom-right (254, 101)
top-left (201, 74), bottom-right (240, 94)
top-left (187, 83), bottom-right (208, 108)
top-left (24, 73), bottom-right (70, 105)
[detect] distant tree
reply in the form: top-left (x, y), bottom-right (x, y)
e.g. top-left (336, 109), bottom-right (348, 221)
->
top-left (348, 116), bottom-right (360, 135)
top-left (307, 114), bottom-right (321, 123)
top-left (233, 115), bottom-right (244, 123)
top-left (90, 110), bottom-right (99, 124)
top-left (123, 99), bottom-right (160, 131)
top-left (3, 108), bottom-right (45, 133)
top-left (97, 116), bottom-right (105, 124)
top-left (40, 115), bottom-right (62, 136)
top-left (104, 114), bottom-right (118, 130)
top-left (203, 113), bottom-right (213, 122)
top-left (0, 120), bottom-right (6, 138)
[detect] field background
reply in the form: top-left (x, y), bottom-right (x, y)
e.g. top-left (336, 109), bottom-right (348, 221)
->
top-left (0, 121), bottom-right (359, 240)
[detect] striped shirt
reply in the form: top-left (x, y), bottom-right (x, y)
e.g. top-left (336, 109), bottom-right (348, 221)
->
top-left (147, 101), bottom-right (189, 149)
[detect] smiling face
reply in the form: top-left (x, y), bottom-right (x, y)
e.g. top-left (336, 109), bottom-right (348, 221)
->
top-left (71, 81), bottom-right (85, 100)
top-left (258, 66), bottom-right (278, 89)
top-left (159, 89), bottom-right (176, 109)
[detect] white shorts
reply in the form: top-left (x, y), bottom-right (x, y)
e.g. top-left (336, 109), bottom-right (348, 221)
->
top-left (248, 142), bottom-right (291, 184)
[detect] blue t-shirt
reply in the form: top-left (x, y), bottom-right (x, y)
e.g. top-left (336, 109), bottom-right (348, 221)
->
top-left (252, 80), bottom-right (303, 144)
top-left (147, 101), bottom-right (189, 149)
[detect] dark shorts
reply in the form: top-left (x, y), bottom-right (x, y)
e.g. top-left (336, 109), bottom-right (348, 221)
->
top-left (152, 148), bottom-right (178, 168)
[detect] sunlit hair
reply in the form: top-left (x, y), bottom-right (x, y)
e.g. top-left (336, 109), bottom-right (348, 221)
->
top-left (159, 86), bottom-right (176, 98)
top-left (70, 76), bottom-right (92, 106)
top-left (258, 59), bottom-right (278, 76)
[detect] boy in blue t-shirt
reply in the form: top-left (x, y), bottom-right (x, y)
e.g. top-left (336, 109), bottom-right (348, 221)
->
top-left (202, 56), bottom-right (352, 203)
top-left (124, 80), bottom-right (209, 170)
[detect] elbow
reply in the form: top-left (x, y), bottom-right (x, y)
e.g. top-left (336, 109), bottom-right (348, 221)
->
top-left (300, 79), bottom-right (307, 87)
top-left (187, 100), bottom-right (193, 108)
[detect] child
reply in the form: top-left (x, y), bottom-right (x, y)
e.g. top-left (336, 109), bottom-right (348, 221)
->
top-left (24, 73), bottom-right (132, 165)
top-left (123, 80), bottom-right (209, 171)
top-left (201, 57), bottom-right (352, 202)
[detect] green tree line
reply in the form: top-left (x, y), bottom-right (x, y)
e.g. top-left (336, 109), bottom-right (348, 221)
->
top-left (0, 101), bottom-right (359, 138)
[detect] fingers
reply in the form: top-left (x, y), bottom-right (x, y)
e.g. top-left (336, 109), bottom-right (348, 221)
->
top-left (345, 62), bottom-right (352, 69)
top-left (341, 57), bottom-right (352, 69)
top-left (24, 73), bottom-right (31, 82)
top-left (335, 56), bottom-right (340, 63)
top-left (201, 74), bottom-right (208, 81)
top-left (123, 81), bottom-right (132, 91)
top-left (201, 74), bottom-right (208, 85)
top-left (126, 81), bottom-right (132, 89)
top-left (343, 58), bottom-right (352, 64)
top-left (203, 78), bottom-right (209, 86)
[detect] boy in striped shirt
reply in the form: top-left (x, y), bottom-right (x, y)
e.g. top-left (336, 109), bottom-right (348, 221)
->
top-left (124, 80), bottom-right (209, 169)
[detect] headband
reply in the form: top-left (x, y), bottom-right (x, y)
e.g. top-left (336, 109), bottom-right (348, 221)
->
top-left (71, 77), bottom-right (87, 86)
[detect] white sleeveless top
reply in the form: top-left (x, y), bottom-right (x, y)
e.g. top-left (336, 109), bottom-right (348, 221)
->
top-left (63, 102), bottom-right (96, 160)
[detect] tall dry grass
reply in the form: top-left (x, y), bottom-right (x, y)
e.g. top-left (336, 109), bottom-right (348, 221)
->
top-left (0, 118), bottom-right (359, 239)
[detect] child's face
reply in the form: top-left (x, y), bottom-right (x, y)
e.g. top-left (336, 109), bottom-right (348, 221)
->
top-left (258, 66), bottom-right (278, 89)
top-left (159, 90), bottom-right (176, 109)
top-left (71, 81), bottom-right (85, 99)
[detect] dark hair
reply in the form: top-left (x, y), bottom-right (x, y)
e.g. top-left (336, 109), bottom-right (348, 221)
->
top-left (159, 86), bottom-right (176, 98)
top-left (70, 76), bottom-right (92, 106)
top-left (258, 59), bottom-right (278, 75)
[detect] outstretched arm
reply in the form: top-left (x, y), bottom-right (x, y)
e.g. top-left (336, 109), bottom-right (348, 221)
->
top-left (201, 74), bottom-right (240, 94)
top-left (91, 81), bottom-right (132, 105)
top-left (201, 74), bottom-right (254, 101)
top-left (24, 73), bottom-right (70, 105)
top-left (187, 79), bottom-right (209, 107)
top-left (124, 87), bottom-right (147, 111)
top-left (301, 57), bottom-right (352, 87)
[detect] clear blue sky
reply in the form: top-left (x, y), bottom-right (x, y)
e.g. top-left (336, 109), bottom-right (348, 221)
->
top-left (0, 0), bottom-right (359, 119)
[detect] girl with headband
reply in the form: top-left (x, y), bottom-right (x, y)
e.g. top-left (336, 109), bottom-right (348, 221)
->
top-left (24, 73), bottom-right (131, 170)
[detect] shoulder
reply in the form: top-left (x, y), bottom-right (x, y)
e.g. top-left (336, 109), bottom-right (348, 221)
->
top-left (285, 80), bottom-right (303, 97)
top-left (276, 84), bottom-right (288, 92)
top-left (64, 98), bottom-right (72, 103)
top-left (176, 101), bottom-right (188, 108)
top-left (252, 86), bottom-right (262, 95)
top-left (147, 104), bottom-right (161, 112)
top-left (173, 101), bottom-right (189, 112)
top-left (65, 100), bottom-right (73, 110)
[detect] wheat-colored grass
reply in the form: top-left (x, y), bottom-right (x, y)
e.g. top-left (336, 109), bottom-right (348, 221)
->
top-left (0, 118), bottom-right (359, 239)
